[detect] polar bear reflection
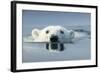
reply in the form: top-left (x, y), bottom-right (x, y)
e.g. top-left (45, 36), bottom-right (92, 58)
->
top-left (32, 26), bottom-right (74, 52)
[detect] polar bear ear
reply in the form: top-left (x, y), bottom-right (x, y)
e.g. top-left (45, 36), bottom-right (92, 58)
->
top-left (32, 29), bottom-right (40, 39)
top-left (70, 30), bottom-right (74, 39)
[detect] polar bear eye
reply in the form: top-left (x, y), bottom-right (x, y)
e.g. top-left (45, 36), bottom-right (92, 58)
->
top-left (60, 30), bottom-right (64, 34)
top-left (46, 30), bottom-right (49, 34)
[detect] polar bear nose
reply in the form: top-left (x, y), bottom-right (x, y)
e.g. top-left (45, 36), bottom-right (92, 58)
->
top-left (50, 35), bottom-right (58, 42)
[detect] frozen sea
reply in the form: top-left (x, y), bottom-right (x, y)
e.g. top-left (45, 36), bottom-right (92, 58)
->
top-left (22, 10), bottom-right (91, 63)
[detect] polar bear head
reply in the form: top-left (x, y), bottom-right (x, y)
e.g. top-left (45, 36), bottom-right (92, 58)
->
top-left (32, 26), bottom-right (74, 43)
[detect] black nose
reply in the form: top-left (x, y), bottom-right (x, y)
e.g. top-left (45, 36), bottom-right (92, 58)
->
top-left (50, 35), bottom-right (58, 42)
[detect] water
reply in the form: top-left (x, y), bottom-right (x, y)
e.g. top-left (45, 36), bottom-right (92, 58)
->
top-left (22, 10), bottom-right (91, 63)
top-left (22, 27), bottom-right (91, 63)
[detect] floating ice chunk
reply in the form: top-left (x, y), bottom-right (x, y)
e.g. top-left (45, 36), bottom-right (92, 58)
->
top-left (23, 36), bottom-right (34, 42)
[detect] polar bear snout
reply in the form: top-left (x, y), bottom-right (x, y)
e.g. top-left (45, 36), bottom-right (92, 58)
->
top-left (50, 35), bottom-right (58, 42)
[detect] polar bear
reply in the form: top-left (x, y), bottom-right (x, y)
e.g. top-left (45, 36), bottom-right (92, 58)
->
top-left (31, 26), bottom-right (74, 52)
top-left (32, 26), bottom-right (74, 43)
